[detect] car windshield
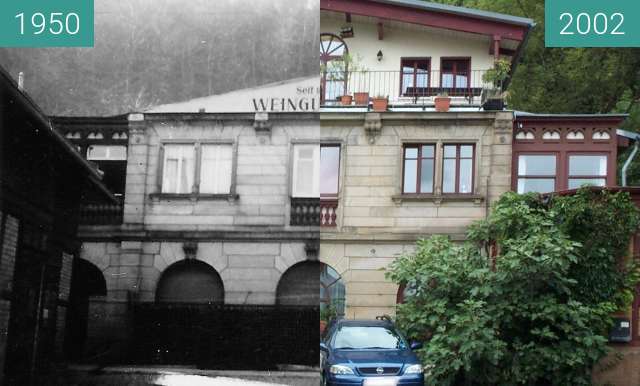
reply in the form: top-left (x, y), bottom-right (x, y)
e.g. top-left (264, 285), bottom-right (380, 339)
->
top-left (332, 326), bottom-right (407, 350)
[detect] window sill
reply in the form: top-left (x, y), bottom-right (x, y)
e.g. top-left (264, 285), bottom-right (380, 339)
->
top-left (149, 193), bottom-right (239, 202)
top-left (392, 193), bottom-right (484, 205)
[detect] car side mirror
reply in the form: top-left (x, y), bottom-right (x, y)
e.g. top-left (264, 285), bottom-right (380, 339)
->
top-left (320, 342), bottom-right (329, 352)
top-left (410, 341), bottom-right (423, 350)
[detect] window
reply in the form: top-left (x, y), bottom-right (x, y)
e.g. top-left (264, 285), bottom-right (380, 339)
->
top-left (403, 145), bottom-right (435, 194)
top-left (442, 144), bottom-right (474, 194)
top-left (160, 143), bottom-right (233, 195)
top-left (292, 144), bottom-right (320, 197)
top-left (162, 144), bottom-right (195, 194)
top-left (401, 58), bottom-right (430, 96)
top-left (568, 154), bottom-right (607, 189)
top-left (320, 145), bottom-right (340, 197)
top-left (87, 145), bottom-right (127, 161)
top-left (516, 154), bottom-right (557, 193)
top-left (320, 33), bottom-right (348, 102)
top-left (441, 58), bottom-right (470, 93)
top-left (200, 144), bottom-right (232, 194)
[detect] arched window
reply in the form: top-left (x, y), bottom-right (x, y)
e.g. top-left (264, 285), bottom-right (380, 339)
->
top-left (276, 261), bottom-right (320, 306)
top-left (156, 260), bottom-right (224, 304)
top-left (320, 33), bottom-right (348, 103)
top-left (320, 263), bottom-right (345, 317)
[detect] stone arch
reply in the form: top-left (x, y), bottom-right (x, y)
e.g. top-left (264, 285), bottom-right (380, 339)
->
top-left (155, 259), bottom-right (224, 304)
top-left (65, 258), bottom-right (107, 359)
top-left (276, 261), bottom-right (320, 306)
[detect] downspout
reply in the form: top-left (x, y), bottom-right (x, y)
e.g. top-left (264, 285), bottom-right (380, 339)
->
top-left (622, 140), bottom-right (639, 187)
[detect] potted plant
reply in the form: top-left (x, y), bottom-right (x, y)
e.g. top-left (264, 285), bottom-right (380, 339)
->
top-left (372, 95), bottom-right (388, 111)
top-left (340, 94), bottom-right (353, 105)
top-left (481, 58), bottom-right (511, 111)
top-left (343, 53), bottom-right (370, 106)
top-left (320, 304), bottom-right (338, 334)
top-left (434, 91), bottom-right (451, 112)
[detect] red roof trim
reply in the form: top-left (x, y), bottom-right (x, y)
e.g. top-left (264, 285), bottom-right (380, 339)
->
top-left (321, 0), bottom-right (527, 40)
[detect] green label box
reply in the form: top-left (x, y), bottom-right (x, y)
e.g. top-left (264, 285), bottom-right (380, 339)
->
top-left (546, 0), bottom-right (640, 47)
top-left (0, 0), bottom-right (94, 47)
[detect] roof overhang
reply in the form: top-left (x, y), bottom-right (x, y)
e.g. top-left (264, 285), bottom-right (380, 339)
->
top-left (514, 112), bottom-right (628, 126)
top-left (321, 0), bottom-right (534, 41)
top-left (1, 66), bottom-right (117, 203)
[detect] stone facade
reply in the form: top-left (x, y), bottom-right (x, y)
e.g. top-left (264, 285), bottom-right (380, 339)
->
top-left (0, 212), bottom-right (18, 381)
top-left (77, 112), bottom-right (320, 356)
top-left (320, 111), bottom-right (513, 318)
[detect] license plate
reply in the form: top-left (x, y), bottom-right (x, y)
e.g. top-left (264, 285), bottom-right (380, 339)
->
top-left (363, 378), bottom-right (399, 386)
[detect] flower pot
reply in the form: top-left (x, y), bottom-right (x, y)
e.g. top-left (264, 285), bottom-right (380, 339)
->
top-left (340, 95), bottom-right (353, 106)
top-left (320, 320), bottom-right (327, 335)
top-left (372, 97), bottom-right (388, 112)
top-left (434, 96), bottom-right (451, 112)
top-left (354, 92), bottom-right (370, 106)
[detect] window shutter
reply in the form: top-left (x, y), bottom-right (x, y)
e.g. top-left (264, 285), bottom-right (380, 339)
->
top-left (292, 144), bottom-right (319, 197)
top-left (162, 144), bottom-right (195, 194)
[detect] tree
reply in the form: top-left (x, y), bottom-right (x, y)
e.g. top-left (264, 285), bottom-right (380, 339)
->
top-left (387, 189), bottom-right (640, 385)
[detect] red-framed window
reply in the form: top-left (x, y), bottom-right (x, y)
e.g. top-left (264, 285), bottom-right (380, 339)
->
top-left (441, 58), bottom-right (470, 94)
top-left (320, 144), bottom-right (341, 198)
top-left (320, 33), bottom-right (348, 103)
top-left (516, 153), bottom-right (557, 194)
top-left (442, 144), bottom-right (474, 194)
top-left (402, 144), bottom-right (435, 194)
top-left (567, 153), bottom-right (608, 189)
top-left (400, 58), bottom-right (430, 97)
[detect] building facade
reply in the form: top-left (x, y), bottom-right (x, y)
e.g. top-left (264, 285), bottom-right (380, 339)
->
top-left (57, 77), bottom-right (321, 367)
top-left (319, 0), bottom-right (533, 319)
top-left (0, 66), bottom-right (115, 384)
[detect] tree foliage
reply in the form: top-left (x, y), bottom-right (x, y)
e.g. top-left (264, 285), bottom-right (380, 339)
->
top-left (387, 189), bottom-right (640, 385)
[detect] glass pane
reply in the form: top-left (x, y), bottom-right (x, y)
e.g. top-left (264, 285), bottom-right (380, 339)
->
top-left (402, 65), bottom-right (414, 73)
top-left (405, 147), bottom-right (418, 159)
top-left (320, 146), bottom-right (340, 195)
top-left (420, 159), bottom-right (434, 193)
top-left (87, 145), bottom-right (107, 159)
top-left (569, 155), bottom-right (607, 176)
top-left (459, 159), bottom-right (472, 193)
top-left (200, 145), bottom-right (232, 194)
top-left (402, 73), bottom-right (413, 94)
top-left (442, 61), bottom-right (454, 72)
top-left (441, 74), bottom-right (453, 88)
top-left (325, 80), bottom-right (344, 101)
top-left (417, 61), bottom-right (429, 71)
top-left (460, 145), bottom-right (473, 158)
top-left (416, 72), bottom-right (428, 88)
top-left (517, 178), bottom-right (555, 194)
top-left (443, 159), bottom-right (456, 193)
top-left (568, 178), bottom-right (606, 189)
top-left (444, 145), bottom-right (456, 158)
top-left (455, 74), bottom-right (468, 88)
top-left (518, 155), bottom-right (556, 176)
top-left (403, 159), bottom-right (417, 193)
top-left (456, 60), bottom-right (469, 72)
top-left (421, 145), bottom-right (434, 158)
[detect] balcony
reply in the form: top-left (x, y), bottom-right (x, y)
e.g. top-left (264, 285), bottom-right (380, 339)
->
top-left (79, 202), bottom-right (123, 225)
top-left (320, 199), bottom-right (338, 227)
top-left (290, 197), bottom-right (320, 226)
top-left (321, 69), bottom-right (491, 108)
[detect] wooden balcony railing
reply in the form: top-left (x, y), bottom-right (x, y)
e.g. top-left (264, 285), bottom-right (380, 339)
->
top-left (320, 199), bottom-right (338, 227)
top-left (290, 197), bottom-right (320, 226)
top-left (79, 203), bottom-right (123, 225)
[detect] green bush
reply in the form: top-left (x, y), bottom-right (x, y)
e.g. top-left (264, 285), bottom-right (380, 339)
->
top-left (387, 188), bottom-right (640, 385)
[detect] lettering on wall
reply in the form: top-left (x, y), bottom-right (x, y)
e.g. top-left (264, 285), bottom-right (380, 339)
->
top-left (252, 86), bottom-right (320, 112)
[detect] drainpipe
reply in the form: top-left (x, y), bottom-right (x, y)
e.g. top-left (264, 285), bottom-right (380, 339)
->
top-left (622, 140), bottom-right (639, 187)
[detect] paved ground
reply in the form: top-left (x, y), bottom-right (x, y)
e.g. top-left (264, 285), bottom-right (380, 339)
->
top-left (41, 366), bottom-right (320, 386)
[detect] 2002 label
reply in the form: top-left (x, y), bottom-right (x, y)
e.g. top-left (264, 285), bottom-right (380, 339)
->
top-left (559, 12), bottom-right (624, 35)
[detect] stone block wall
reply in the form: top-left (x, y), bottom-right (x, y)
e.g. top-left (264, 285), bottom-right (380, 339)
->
top-left (320, 111), bottom-right (514, 317)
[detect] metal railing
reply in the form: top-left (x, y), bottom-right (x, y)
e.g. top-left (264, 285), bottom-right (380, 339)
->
top-left (321, 69), bottom-right (491, 106)
top-left (79, 202), bottom-right (124, 225)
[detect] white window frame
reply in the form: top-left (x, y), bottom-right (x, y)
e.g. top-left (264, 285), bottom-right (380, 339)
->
top-left (86, 145), bottom-right (128, 161)
top-left (292, 144), bottom-right (320, 198)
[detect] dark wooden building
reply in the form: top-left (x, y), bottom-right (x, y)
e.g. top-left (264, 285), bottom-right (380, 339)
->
top-left (0, 66), bottom-right (115, 384)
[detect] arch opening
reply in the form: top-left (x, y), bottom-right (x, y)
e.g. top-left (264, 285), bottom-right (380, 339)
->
top-left (155, 259), bottom-right (224, 304)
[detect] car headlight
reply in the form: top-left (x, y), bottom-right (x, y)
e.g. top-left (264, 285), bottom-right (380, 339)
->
top-left (329, 365), bottom-right (355, 375)
top-left (404, 364), bottom-right (423, 374)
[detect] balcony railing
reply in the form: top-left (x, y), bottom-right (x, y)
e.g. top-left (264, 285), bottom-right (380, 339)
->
top-left (321, 69), bottom-right (491, 106)
top-left (320, 199), bottom-right (338, 227)
top-left (79, 203), bottom-right (124, 225)
top-left (290, 197), bottom-right (320, 226)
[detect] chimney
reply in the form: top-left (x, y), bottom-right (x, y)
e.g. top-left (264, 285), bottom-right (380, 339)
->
top-left (17, 72), bottom-right (24, 91)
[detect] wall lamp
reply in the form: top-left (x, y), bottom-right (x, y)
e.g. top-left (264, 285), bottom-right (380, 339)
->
top-left (377, 50), bottom-right (383, 61)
